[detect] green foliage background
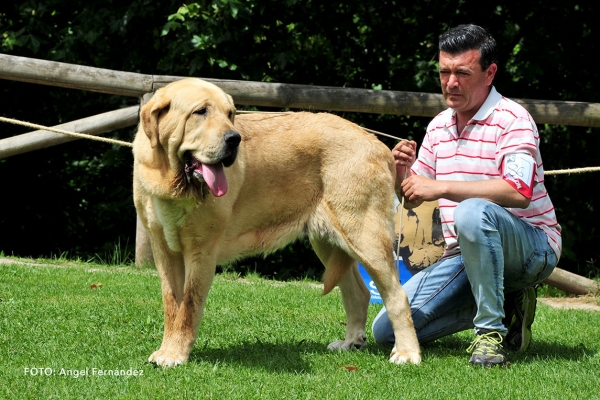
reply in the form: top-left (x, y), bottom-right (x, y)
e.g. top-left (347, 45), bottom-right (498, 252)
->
top-left (1, 0), bottom-right (599, 278)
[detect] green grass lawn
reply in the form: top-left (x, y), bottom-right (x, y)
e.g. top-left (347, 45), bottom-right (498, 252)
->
top-left (1, 259), bottom-right (599, 399)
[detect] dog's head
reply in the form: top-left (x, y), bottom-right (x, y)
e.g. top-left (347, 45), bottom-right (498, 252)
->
top-left (139, 78), bottom-right (241, 198)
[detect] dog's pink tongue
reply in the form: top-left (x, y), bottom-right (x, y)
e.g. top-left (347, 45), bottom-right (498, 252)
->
top-left (201, 163), bottom-right (228, 197)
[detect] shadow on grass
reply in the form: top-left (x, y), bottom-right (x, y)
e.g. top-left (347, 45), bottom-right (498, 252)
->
top-left (180, 332), bottom-right (596, 372)
top-left (409, 335), bottom-right (597, 363)
top-left (365, 334), bottom-right (598, 365)
top-left (514, 341), bottom-right (598, 362)
top-left (187, 339), bottom-right (329, 373)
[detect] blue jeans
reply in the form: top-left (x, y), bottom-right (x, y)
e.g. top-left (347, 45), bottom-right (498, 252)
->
top-left (372, 198), bottom-right (558, 346)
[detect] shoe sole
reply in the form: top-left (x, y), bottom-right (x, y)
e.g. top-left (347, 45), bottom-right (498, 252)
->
top-left (469, 358), bottom-right (508, 367)
top-left (518, 287), bottom-right (537, 351)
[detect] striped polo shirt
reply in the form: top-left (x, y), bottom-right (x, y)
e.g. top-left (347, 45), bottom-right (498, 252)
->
top-left (412, 86), bottom-right (562, 259)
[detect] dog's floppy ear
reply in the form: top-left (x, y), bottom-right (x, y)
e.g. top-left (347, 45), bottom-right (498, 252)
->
top-left (141, 92), bottom-right (171, 148)
top-left (227, 94), bottom-right (236, 123)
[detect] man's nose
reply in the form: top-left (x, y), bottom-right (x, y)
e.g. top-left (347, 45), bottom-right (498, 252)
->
top-left (447, 74), bottom-right (459, 87)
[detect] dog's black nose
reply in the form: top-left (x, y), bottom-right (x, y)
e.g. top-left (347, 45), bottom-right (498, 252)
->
top-left (224, 131), bottom-right (241, 149)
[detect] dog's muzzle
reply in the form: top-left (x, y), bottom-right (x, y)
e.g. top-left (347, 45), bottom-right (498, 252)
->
top-left (183, 130), bottom-right (241, 197)
top-left (221, 130), bottom-right (241, 167)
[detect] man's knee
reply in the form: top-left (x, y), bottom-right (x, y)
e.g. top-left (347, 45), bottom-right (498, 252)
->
top-left (454, 198), bottom-right (489, 232)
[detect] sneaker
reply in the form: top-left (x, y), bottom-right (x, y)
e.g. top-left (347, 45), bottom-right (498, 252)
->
top-left (504, 286), bottom-right (537, 352)
top-left (467, 330), bottom-right (508, 367)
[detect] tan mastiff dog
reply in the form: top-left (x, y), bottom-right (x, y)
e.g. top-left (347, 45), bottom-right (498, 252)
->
top-left (133, 78), bottom-right (421, 367)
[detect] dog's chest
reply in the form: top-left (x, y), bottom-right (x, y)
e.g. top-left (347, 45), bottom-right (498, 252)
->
top-left (152, 198), bottom-right (196, 252)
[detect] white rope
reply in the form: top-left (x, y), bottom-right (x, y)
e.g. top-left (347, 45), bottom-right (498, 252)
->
top-left (544, 166), bottom-right (600, 175)
top-left (0, 116), bottom-right (133, 148)
top-left (236, 110), bottom-right (405, 141)
top-left (2, 114), bottom-right (598, 176)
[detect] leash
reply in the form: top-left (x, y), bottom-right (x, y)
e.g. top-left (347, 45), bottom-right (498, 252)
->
top-left (236, 110), bottom-right (405, 141)
top-left (1, 112), bottom-right (404, 146)
top-left (395, 168), bottom-right (409, 266)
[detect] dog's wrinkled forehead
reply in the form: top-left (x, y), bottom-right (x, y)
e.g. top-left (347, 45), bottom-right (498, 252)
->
top-left (166, 79), bottom-right (235, 113)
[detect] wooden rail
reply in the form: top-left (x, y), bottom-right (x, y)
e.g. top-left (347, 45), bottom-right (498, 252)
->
top-left (3, 53), bottom-right (600, 127)
top-left (544, 268), bottom-right (600, 295)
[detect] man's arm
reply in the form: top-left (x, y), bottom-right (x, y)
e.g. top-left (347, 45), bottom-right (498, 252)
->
top-left (401, 175), bottom-right (531, 209)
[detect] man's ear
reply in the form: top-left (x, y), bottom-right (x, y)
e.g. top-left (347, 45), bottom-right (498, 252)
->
top-left (486, 63), bottom-right (498, 86)
top-left (141, 92), bottom-right (170, 148)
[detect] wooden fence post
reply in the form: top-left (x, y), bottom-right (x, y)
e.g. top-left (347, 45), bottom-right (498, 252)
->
top-left (135, 93), bottom-right (155, 267)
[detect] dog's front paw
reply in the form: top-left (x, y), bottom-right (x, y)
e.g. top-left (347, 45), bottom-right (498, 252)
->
top-left (148, 349), bottom-right (188, 367)
top-left (327, 332), bottom-right (367, 351)
top-left (389, 346), bottom-right (421, 365)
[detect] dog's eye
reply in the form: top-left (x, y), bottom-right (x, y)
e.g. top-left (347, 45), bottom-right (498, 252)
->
top-left (194, 108), bottom-right (207, 116)
top-left (228, 111), bottom-right (235, 121)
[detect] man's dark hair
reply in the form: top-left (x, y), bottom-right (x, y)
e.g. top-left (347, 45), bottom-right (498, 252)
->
top-left (439, 24), bottom-right (497, 70)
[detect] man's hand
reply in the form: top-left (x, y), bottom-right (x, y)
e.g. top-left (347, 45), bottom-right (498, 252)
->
top-left (392, 140), bottom-right (423, 208)
top-left (401, 175), bottom-right (442, 207)
top-left (392, 140), bottom-right (418, 181)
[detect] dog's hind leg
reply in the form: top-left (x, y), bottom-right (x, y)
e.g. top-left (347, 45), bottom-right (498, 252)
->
top-left (349, 224), bottom-right (422, 365)
top-left (311, 239), bottom-right (371, 351)
top-left (362, 257), bottom-right (421, 364)
top-left (318, 196), bottom-right (421, 364)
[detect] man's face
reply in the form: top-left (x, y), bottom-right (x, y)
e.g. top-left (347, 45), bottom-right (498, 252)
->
top-left (439, 49), bottom-right (497, 117)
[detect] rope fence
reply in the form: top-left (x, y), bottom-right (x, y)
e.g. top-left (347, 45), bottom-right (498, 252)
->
top-left (0, 116), bottom-right (133, 148)
top-left (1, 113), bottom-right (597, 176)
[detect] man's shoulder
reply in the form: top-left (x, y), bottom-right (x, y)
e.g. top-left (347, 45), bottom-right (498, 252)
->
top-left (494, 95), bottom-right (533, 121)
top-left (427, 108), bottom-right (454, 130)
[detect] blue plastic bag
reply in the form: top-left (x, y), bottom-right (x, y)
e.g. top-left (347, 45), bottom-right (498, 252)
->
top-left (358, 259), bottom-right (412, 304)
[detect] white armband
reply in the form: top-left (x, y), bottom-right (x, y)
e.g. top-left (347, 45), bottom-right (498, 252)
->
top-left (502, 153), bottom-right (535, 199)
